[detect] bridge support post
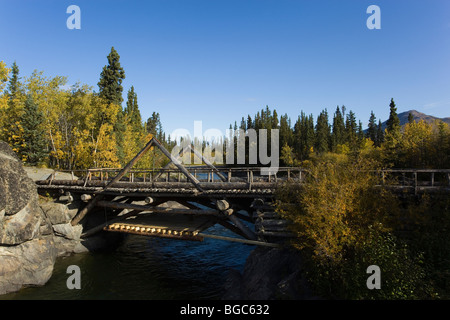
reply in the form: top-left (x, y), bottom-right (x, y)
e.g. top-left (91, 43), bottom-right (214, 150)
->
top-left (216, 199), bottom-right (257, 240)
top-left (227, 212), bottom-right (258, 241)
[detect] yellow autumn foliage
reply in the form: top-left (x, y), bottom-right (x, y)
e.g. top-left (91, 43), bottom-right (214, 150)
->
top-left (276, 153), bottom-right (398, 263)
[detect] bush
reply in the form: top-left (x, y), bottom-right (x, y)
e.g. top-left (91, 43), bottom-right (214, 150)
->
top-left (275, 153), bottom-right (440, 299)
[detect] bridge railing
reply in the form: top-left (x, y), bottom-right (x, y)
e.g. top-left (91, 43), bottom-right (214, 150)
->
top-left (42, 167), bottom-right (450, 192)
top-left (377, 169), bottom-right (450, 190)
top-left (45, 166), bottom-right (308, 185)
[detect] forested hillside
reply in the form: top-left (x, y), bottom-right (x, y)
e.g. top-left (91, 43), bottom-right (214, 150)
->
top-left (0, 48), bottom-right (172, 170)
top-left (231, 100), bottom-right (449, 169)
top-left (1, 48), bottom-right (449, 171)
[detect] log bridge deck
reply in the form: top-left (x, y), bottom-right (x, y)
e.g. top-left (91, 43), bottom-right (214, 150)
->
top-left (36, 165), bottom-right (300, 247)
top-left (35, 138), bottom-right (301, 247)
top-left (35, 138), bottom-right (450, 247)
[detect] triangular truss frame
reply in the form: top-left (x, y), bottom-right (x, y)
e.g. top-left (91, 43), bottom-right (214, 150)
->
top-left (71, 137), bottom-right (223, 225)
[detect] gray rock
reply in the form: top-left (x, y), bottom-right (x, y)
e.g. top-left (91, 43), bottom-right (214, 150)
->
top-left (0, 142), bottom-right (38, 216)
top-left (0, 141), bottom-right (57, 295)
top-left (0, 201), bottom-right (43, 245)
top-left (223, 247), bottom-right (313, 300)
top-left (0, 235), bottom-right (57, 295)
top-left (52, 223), bottom-right (82, 240)
top-left (40, 201), bottom-right (79, 225)
top-left (53, 236), bottom-right (88, 257)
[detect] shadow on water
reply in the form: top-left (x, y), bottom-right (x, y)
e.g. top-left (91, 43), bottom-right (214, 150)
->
top-left (1, 224), bottom-right (254, 300)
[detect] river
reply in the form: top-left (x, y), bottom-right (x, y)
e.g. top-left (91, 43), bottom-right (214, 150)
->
top-left (1, 224), bottom-right (254, 300)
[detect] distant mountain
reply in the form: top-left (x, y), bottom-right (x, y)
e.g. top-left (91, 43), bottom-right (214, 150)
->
top-left (379, 110), bottom-right (450, 129)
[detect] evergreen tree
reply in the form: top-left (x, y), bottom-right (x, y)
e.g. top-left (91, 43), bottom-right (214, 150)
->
top-left (279, 113), bottom-right (293, 150)
top-left (376, 119), bottom-right (384, 147)
top-left (7, 61), bottom-right (20, 102)
top-left (125, 86), bottom-right (142, 131)
top-left (408, 112), bottom-right (414, 124)
top-left (386, 98), bottom-right (400, 134)
top-left (331, 106), bottom-right (345, 151)
top-left (240, 116), bottom-right (246, 130)
top-left (246, 115), bottom-right (253, 130)
top-left (254, 111), bottom-right (262, 130)
top-left (146, 112), bottom-right (163, 141)
top-left (345, 110), bottom-right (357, 147)
top-left (20, 95), bottom-right (47, 165)
top-left (384, 99), bottom-right (403, 165)
top-left (293, 112), bottom-right (315, 160)
top-left (315, 109), bottom-right (330, 154)
top-left (367, 111), bottom-right (377, 143)
top-left (98, 47), bottom-right (126, 106)
top-left (271, 109), bottom-right (279, 129)
top-left (98, 47), bottom-right (126, 163)
top-left (357, 120), bottom-right (364, 143)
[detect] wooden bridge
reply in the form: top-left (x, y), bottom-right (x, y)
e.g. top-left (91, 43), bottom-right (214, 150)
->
top-left (35, 137), bottom-right (450, 247)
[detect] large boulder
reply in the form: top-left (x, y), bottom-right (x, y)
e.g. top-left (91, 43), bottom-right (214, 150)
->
top-left (0, 236), bottom-right (56, 294)
top-left (0, 141), bottom-right (57, 295)
top-left (222, 247), bottom-right (315, 300)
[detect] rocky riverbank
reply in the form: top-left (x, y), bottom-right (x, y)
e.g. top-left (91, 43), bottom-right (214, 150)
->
top-left (0, 141), bottom-right (56, 294)
top-left (0, 141), bottom-right (118, 295)
top-left (1, 140), bottom-right (313, 299)
top-left (222, 246), bottom-right (318, 300)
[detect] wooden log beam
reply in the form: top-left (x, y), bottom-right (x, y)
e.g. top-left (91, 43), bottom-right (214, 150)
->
top-left (198, 233), bottom-right (279, 248)
top-left (227, 213), bottom-right (258, 240)
top-left (188, 145), bottom-right (227, 182)
top-left (257, 230), bottom-right (296, 238)
top-left (151, 138), bottom-right (204, 192)
top-left (144, 197), bottom-right (154, 204)
top-left (36, 179), bottom-right (277, 190)
top-left (59, 194), bottom-right (73, 203)
top-left (81, 194), bottom-right (92, 202)
top-left (153, 144), bottom-right (191, 181)
top-left (71, 138), bottom-right (155, 226)
top-left (215, 219), bottom-right (249, 239)
top-left (80, 210), bottom-right (140, 238)
top-left (216, 199), bottom-right (230, 211)
top-left (96, 200), bottom-right (221, 216)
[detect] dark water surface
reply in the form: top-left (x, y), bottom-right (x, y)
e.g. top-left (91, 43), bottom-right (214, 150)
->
top-left (2, 224), bottom-right (253, 300)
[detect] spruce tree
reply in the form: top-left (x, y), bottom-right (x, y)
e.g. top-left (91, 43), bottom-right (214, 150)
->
top-left (2, 61), bottom-right (23, 151)
top-left (20, 95), bottom-right (47, 165)
top-left (331, 106), bottom-right (345, 151)
top-left (384, 98), bottom-right (402, 165)
top-left (246, 115), bottom-right (253, 130)
top-left (125, 86), bottom-right (142, 131)
top-left (146, 112), bottom-right (163, 141)
top-left (314, 109), bottom-right (330, 154)
top-left (7, 61), bottom-right (20, 102)
top-left (408, 112), bottom-right (414, 124)
top-left (271, 109), bottom-right (279, 129)
top-left (240, 116), bottom-right (246, 130)
top-left (293, 112), bottom-right (314, 160)
top-left (357, 120), bottom-right (364, 143)
top-left (279, 114), bottom-right (293, 149)
top-left (98, 47), bottom-right (126, 163)
top-left (367, 111), bottom-right (377, 143)
top-left (98, 46), bottom-right (126, 106)
top-left (376, 119), bottom-right (384, 147)
top-left (345, 110), bottom-right (357, 145)
top-left (386, 98), bottom-right (400, 134)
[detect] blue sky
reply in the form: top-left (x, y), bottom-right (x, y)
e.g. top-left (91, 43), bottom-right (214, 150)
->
top-left (1, 0), bottom-right (449, 137)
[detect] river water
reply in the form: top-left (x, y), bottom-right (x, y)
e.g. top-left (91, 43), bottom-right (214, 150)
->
top-left (1, 224), bottom-right (254, 300)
